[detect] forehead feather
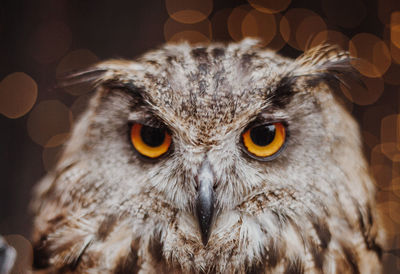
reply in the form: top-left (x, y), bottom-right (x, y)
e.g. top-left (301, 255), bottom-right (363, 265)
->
top-left (136, 41), bottom-right (290, 127)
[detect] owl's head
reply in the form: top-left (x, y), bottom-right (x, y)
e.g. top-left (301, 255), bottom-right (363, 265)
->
top-left (32, 40), bottom-right (382, 272)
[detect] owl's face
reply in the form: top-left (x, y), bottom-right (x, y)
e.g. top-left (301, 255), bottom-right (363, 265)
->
top-left (32, 40), bottom-right (383, 273)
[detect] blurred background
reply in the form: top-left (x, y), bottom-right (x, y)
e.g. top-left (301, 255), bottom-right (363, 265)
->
top-left (0, 0), bottom-right (399, 272)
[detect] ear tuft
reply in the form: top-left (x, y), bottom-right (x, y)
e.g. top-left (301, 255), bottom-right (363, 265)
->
top-left (287, 44), bottom-right (360, 89)
top-left (57, 60), bottom-right (144, 89)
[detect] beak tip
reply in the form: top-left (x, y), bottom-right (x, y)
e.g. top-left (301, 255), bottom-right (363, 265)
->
top-left (201, 234), bottom-right (210, 246)
top-left (197, 200), bottom-right (214, 246)
top-left (199, 222), bottom-right (211, 246)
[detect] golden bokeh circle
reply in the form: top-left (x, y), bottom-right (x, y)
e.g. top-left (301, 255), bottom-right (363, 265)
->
top-left (295, 15), bottom-right (327, 51)
top-left (166, 0), bottom-right (212, 24)
top-left (370, 143), bottom-right (395, 190)
top-left (388, 200), bottom-right (400, 224)
top-left (380, 143), bottom-right (400, 162)
top-left (393, 177), bottom-right (400, 200)
top-left (0, 72), bottom-right (38, 119)
top-left (371, 163), bottom-right (393, 189)
top-left (309, 30), bottom-right (349, 51)
top-left (248, 0), bottom-right (291, 14)
top-left (339, 74), bottom-right (384, 106)
top-left (362, 130), bottom-right (380, 150)
top-left (381, 114), bottom-right (400, 144)
top-left (377, 202), bottom-right (400, 236)
top-left (241, 9), bottom-right (276, 47)
top-left (266, 13), bottom-right (287, 51)
top-left (228, 5), bottom-right (252, 42)
top-left (169, 31), bottom-right (210, 44)
top-left (280, 9), bottom-right (326, 51)
top-left (391, 39), bottom-right (400, 64)
top-left (349, 33), bottom-right (391, 78)
top-left (391, 11), bottom-right (400, 49)
top-left (164, 17), bottom-right (212, 43)
top-left (27, 100), bottom-right (72, 147)
top-left (380, 114), bottom-right (400, 161)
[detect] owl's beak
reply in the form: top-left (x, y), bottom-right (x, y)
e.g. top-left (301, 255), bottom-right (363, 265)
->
top-left (195, 159), bottom-right (215, 246)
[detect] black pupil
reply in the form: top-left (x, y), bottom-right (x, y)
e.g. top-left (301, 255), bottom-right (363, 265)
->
top-left (140, 126), bottom-right (165, 147)
top-left (249, 124), bottom-right (276, 146)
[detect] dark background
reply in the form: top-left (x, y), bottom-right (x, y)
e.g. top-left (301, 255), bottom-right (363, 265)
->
top-left (0, 0), bottom-right (399, 272)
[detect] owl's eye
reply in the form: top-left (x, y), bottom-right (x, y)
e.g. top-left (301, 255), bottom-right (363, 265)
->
top-left (130, 123), bottom-right (171, 158)
top-left (241, 122), bottom-right (286, 160)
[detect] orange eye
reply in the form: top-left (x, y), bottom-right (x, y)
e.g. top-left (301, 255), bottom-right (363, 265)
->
top-left (242, 122), bottom-right (286, 160)
top-left (130, 123), bottom-right (171, 158)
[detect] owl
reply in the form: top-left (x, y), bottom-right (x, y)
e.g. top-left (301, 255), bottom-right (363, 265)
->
top-left (31, 39), bottom-right (386, 273)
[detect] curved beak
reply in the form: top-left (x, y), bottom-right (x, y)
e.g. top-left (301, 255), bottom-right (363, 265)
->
top-left (195, 159), bottom-right (215, 246)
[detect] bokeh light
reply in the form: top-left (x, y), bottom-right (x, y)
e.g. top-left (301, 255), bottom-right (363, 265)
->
top-left (166, 0), bottom-right (212, 24)
top-left (393, 177), bottom-right (400, 199)
top-left (362, 130), bottom-right (380, 150)
top-left (381, 114), bottom-right (400, 145)
top-left (390, 40), bottom-right (400, 64)
top-left (391, 12), bottom-right (400, 49)
top-left (247, 0), bottom-right (291, 14)
top-left (295, 15), bottom-right (326, 51)
top-left (377, 201), bottom-right (399, 238)
top-left (228, 5), bottom-right (252, 42)
top-left (388, 200), bottom-right (400, 224)
top-left (309, 30), bottom-right (349, 51)
top-left (27, 100), bottom-right (72, 147)
top-left (380, 114), bottom-right (400, 161)
top-left (378, 201), bottom-right (400, 236)
top-left (280, 8), bottom-right (326, 51)
top-left (164, 17), bottom-right (211, 43)
top-left (0, 72), bottom-right (38, 119)
top-left (340, 75), bottom-right (384, 105)
top-left (349, 33), bottom-right (391, 78)
top-left (371, 145), bottom-right (393, 189)
top-left (241, 9), bottom-right (276, 47)
top-left (169, 31), bottom-right (210, 44)
top-left (265, 13), bottom-right (287, 51)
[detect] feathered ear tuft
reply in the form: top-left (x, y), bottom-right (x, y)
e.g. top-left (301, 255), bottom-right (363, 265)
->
top-left (57, 60), bottom-right (145, 89)
top-left (57, 68), bottom-right (109, 88)
top-left (295, 44), bottom-right (350, 70)
top-left (286, 44), bottom-right (361, 89)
